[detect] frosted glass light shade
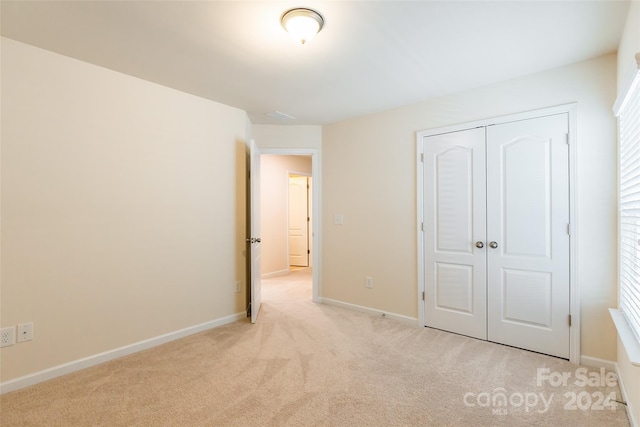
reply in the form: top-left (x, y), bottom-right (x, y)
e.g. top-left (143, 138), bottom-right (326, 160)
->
top-left (281, 8), bottom-right (324, 44)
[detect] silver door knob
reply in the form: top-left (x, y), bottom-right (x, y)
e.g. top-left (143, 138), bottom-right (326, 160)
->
top-left (475, 241), bottom-right (484, 249)
top-left (489, 241), bottom-right (498, 249)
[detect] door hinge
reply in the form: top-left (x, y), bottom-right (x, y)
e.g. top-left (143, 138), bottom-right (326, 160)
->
top-left (565, 133), bottom-right (570, 145)
top-left (422, 291), bottom-right (425, 301)
top-left (421, 222), bottom-right (424, 232)
top-left (307, 216), bottom-right (310, 222)
top-left (568, 314), bottom-right (572, 327)
top-left (307, 249), bottom-right (310, 254)
top-left (567, 223), bottom-right (571, 236)
top-left (420, 153), bottom-right (424, 162)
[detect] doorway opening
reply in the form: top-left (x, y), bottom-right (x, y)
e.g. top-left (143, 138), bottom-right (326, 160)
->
top-left (257, 149), bottom-right (320, 304)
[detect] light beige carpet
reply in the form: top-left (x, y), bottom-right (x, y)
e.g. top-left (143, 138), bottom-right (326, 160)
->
top-left (0, 268), bottom-right (630, 426)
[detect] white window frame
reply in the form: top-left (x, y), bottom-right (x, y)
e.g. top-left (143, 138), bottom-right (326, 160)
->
top-left (610, 52), bottom-right (640, 367)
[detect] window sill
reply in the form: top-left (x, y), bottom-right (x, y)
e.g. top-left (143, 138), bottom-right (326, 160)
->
top-left (609, 308), bottom-right (640, 367)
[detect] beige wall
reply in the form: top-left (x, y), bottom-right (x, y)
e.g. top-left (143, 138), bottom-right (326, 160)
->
top-left (253, 125), bottom-right (322, 150)
top-left (323, 54), bottom-right (618, 362)
top-left (261, 155), bottom-right (312, 276)
top-left (616, 2), bottom-right (640, 425)
top-left (0, 38), bottom-right (249, 382)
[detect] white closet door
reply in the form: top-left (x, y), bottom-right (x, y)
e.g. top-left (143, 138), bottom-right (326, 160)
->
top-left (486, 114), bottom-right (570, 358)
top-left (424, 127), bottom-right (487, 340)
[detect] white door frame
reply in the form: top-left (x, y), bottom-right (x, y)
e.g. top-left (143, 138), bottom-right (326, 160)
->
top-left (261, 148), bottom-right (321, 303)
top-left (416, 103), bottom-right (579, 363)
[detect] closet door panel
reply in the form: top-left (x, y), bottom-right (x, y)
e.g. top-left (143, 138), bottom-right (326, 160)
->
top-left (486, 114), bottom-right (570, 359)
top-left (423, 127), bottom-right (487, 340)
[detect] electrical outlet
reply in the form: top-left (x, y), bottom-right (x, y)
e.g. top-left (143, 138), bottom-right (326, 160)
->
top-left (17, 322), bottom-right (33, 343)
top-left (366, 276), bottom-right (374, 289)
top-left (0, 327), bottom-right (15, 348)
top-left (235, 281), bottom-right (241, 293)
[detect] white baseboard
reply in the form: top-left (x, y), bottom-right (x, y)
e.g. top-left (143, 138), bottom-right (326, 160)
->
top-left (261, 269), bottom-right (290, 279)
top-left (615, 362), bottom-right (639, 427)
top-left (580, 356), bottom-right (637, 427)
top-left (0, 312), bottom-right (246, 395)
top-left (579, 355), bottom-right (617, 371)
top-left (320, 297), bottom-right (418, 326)
top-left (612, 361), bottom-right (639, 427)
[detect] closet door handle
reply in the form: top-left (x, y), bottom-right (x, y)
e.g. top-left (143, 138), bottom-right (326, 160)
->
top-left (475, 241), bottom-right (484, 249)
top-left (489, 241), bottom-right (498, 249)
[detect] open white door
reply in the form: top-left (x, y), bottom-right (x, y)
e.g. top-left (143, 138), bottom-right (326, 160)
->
top-left (249, 140), bottom-right (262, 324)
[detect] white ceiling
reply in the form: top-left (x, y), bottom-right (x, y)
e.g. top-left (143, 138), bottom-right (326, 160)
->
top-left (1, 1), bottom-right (630, 125)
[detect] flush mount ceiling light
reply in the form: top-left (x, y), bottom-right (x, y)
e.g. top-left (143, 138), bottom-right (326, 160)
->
top-left (280, 8), bottom-right (324, 44)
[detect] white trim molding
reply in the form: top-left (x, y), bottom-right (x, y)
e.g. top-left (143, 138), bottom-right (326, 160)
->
top-left (581, 352), bottom-right (638, 427)
top-left (610, 309), bottom-right (640, 367)
top-left (320, 297), bottom-right (419, 326)
top-left (579, 355), bottom-right (618, 371)
top-left (0, 312), bottom-right (245, 395)
top-left (262, 269), bottom-right (291, 279)
top-left (613, 52), bottom-right (640, 116)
